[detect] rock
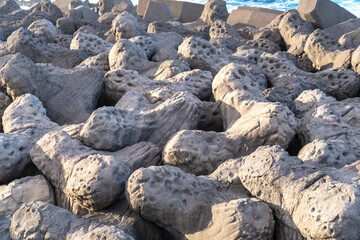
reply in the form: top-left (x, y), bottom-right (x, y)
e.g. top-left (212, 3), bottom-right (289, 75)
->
top-left (339, 28), bottom-right (360, 49)
top-left (80, 92), bottom-right (202, 151)
top-left (6, 27), bottom-right (83, 68)
top-left (152, 47), bottom-right (178, 62)
top-left (199, 0), bottom-right (228, 24)
top-left (263, 87), bottom-right (296, 112)
top-left (163, 130), bottom-right (248, 175)
top-left (30, 130), bottom-right (160, 214)
top-left (0, 91), bottom-right (11, 131)
top-left (0, 175), bottom-right (55, 240)
top-left (27, 19), bottom-right (59, 43)
top-left (351, 45), bottom-right (360, 74)
top-left (41, 2), bottom-right (64, 21)
top-left (169, 1), bottom-right (204, 23)
top-left (143, 1), bottom-right (174, 22)
top-left (304, 29), bottom-right (352, 70)
top-left (99, 0), bottom-right (133, 16)
top-left (227, 6), bottom-right (283, 28)
top-left (0, 0), bottom-right (20, 14)
top-left (98, 12), bottom-right (114, 25)
top-left (147, 20), bottom-right (189, 35)
top-left (258, 52), bottom-right (360, 100)
top-left (146, 59), bottom-right (190, 80)
top-left (70, 32), bottom-right (113, 56)
top-left (198, 101), bottom-right (223, 131)
top-left (112, 1), bottom-right (137, 17)
top-left (126, 165), bottom-right (274, 239)
top-left (278, 9), bottom-right (314, 56)
top-left (74, 5), bottom-right (99, 22)
top-left (129, 35), bottom-right (156, 59)
top-left (65, 9), bottom-right (84, 22)
top-left (298, 0), bottom-right (356, 29)
top-left (56, 17), bottom-right (76, 35)
top-left (324, 18), bottom-right (360, 41)
top-left (75, 52), bottom-right (110, 75)
top-left (239, 145), bottom-right (360, 239)
top-left (84, 197), bottom-right (163, 240)
top-left (112, 11), bottom-right (146, 40)
top-left (10, 201), bottom-right (134, 239)
top-left (55, 0), bottom-right (71, 13)
top-left (0, 134), bottom-right (31, 183)
top-left (0, 53), bottom-right (103, 124)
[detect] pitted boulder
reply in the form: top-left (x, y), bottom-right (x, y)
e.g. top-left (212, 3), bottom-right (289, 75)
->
top-left (10, 201), bottom-right (134, 239)
top-left (112, 11), bottom-right (146, 40)
top-left (112, 1), bottom-right (137, 17)
top-left (146, 59), bottom-right (191, 80)
top-left (6, 27), bottom-right (83, 68)
top-left (80, 92), bottom-right (202, 151)
top-left (129, 35), bottom-right (156, 59)
top-left (73, 5), bottom-right (99, 22)
top-left (239, 145), bottom-right (360, 239)
top-left (304, 29), bottom-right (352, 70)
top-left (200, 0), bottom-right (228, 24)
top-left (237, 38), bottom-right (281, 53)
top-left (147, 21), bottom-right (189, 35)
top-left (56, 17), bottom-right (76, 34)
top-left (76, 52), bottom-right (110, 74)
top-left (0, 0), bottom-right (20, 14)
top-left (0, 53), bottom-right (103, 124)
top-left (258, 52), bottom-right (360, 100)
top-left (70, 32), bottom-right (113, 56)
top-left (152, 47), bottom-right (178, 62)
top-left (41, 1), bottom-right (64, 21)
top-left (278, 10), bottom-right (314, 56)
top-left (339, 28), bottom-right (360, 49)
top-left (126, 164), bottom-right (274, 239)
top-left (27, 19), bottom-right (59, 43)
top-left (30, 130), bottom-right (160, 214)
top-left (209, 19), bottom-right (242, 39)
top-left (351, 45), bottom-right (360, 74)
top-left (104, 68), bottom-right (212, 103)
top-left (163, 130), bottom-right (248, 175)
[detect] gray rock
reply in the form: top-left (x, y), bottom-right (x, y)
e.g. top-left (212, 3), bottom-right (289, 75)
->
top-left (199, 0), bottom-right (228, 24)
top-left (129, 35), bottom-right (156, 60)
top-left (126, 164), bottom-right (274, 239)
top-left (112, 11), bottom-right (146, 40)
top-left (152, 47), bottom-right (178, 62)
top-left (112, 1), bottom-right (137, 17)
top-left (0, 175), bottom-right (55, 240)
top-left (56, 17), bottom-right (76, 35)
top-left (351, 45), bottom-right (360, 74)
top-left (70, 32), bottom-right (113, 56)
top-left (74, 5), bottom-right (99, 22)
top-left (0, 0), bottom-right (20, 15)
top-left (339, 28), bottom-right (360, 49)
top-left (10, 201), bottom-right (134, 239)
top-left (30, 130), bottom-right (160, 214)
top-left (143, 1), bottom-right (174, 22)
top-left (41, 1), bottom-right (64, 21)
top-left (27, 19), bottom-right (59, 43)
top-left (55, 34), bottom-right (73, 48)
top-left (6, 27), bottom-right (83, 68)
top-left (163, 130), bottom-right (248, 175)
top-left (0, 53), bottom-right (103, 124)
top-left (75, 52), bottom-right (110, 75)
top-left (80, 92), bottom-right (201, 151)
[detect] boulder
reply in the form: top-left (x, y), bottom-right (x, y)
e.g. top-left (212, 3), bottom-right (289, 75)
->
top-left (56, 17), bottom-right (76, 35)
top-left (324, 18), bottom-right (360, 41)
top-left (10, 201), bottom-right (134, 239)
top-left (112, 11), bottom-right (147, 40)
top-left (27, 19), bottom-right (59, 43)
top-left (297, 0), bottom-right (356, 29)
top-left (227, 6), bottom-right (283, 28)
top-left (143, 1), bottom-right (174, 22)
top-left (70, 32), bottom-right (113, 56)
top-left (199, 0), bottom-right (228, 24)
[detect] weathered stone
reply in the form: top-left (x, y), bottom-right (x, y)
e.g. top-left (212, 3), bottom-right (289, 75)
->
top-left (112, 11), bottom-right (146, 40)
top-left (80, 92), bottom-right (201, 151)
top-left (30, 130), bottom-right (160, 214)
top-left (6, 27), bottom-right (83, 68)
top-left (27, 19), bottom-right (59, 43)
top-left (147, 20), bottom-right (189, 35)
top-left (41, 1), bottom-right (64, 21)
top-left (163, 130), bottom-right (248, 175)
top-left (339, 28), bottom-right (360, 49)
top-left (143, 1), bottom-right (174, 22)
top-left (76, 52), bottom-right (109, 74)
top-left (199, 0), bottom-right (228, 24)
top-left (152, 47), bottom-right (178, 62)
top-left (55, 0), bottom-right (71, 13)
top-left (126, 165), bottom-right (274, 239)
top-left (70, 32), bottom-right (113, 56)
top-left (112, 1), bottom-right (137, 17)
top-left (278, 9), bottom-right (314, 56)
top-left (56, 16), bottom-right (76, 34)
top-left (129, 35), bottom-right (156, 59)
top-left (0, 53), bottom-right (103, 124)
top-left (298, 0), bottom-right (356, 29)
top-left (324, 18), bottom-right (360, 42)
top-left (0, 175), bottom-right (55, 240)
top-left (227, 6), bottom-right (283, 28)
top-left (239, 145), bottom-right (360, 239)
top-left (99, 0), bottom-right (134, 16)
top-left (0, 0), bottom-right (20, 15)
top-left (73, 5), bottom-right (99, 22)
top-left (304, 29), bottom-right (352, 70)
top-left (84, 196), bottom-right (162, 240)
top-left (351, 45), bottom-right (360, 74)
top-left (10, 201), bottom-right (134, 239)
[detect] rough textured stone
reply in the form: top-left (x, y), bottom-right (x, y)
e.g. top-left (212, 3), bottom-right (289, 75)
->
top-left (76, 52), bottom-right (110, 75)
top-left (298, 0), bottom-right (356, 29)
top-left (6, 27), bottom-right (83, 68)
top-left (351, 45), bottom-right (360, 74)
top-left (56, 17), bottom-right (76, 35)
top-left (239, 145), bottom-right (360, 239)
top-left (112, 11), bottom-right (146, 40)
top-left (126, 165), bottom-right (274, 239)
top-left (339, 28), bottom-right (360, 49)
top-left (112, 1), bottom-right (137, 17)
top-left (30, 130), bottom-right (160, 214)
top-left (0, 175), bottom-right (55, 240)
top-left (10, 201), bottom-right (134, 239)
top-left (41, 2), bottom-right (64, 21)
top-left (74, 5), bottom-right (99, 22)
top-left (304, 29), bottom-right (352, 70)
top-left (70, 32), bottom-right (113, 56)
top-left (0, 0), bottom-right (20, 15)
top-left (199, 0), bottom-right (228, 24)
top-left (278, 9), bottom-right (314, 56)
top-left (27, 19), bottom-right (59, 43)
top-left (80, 92), bottom-right (201, 151)
top-left (163, 130), bottom-right (248, 175)
top-left (129, 35), bottom-right (156, 59)
top-left (0, 53), bottom-right (103, 124)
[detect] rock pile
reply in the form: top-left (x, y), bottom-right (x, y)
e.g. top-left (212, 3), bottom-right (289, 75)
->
top-left (0, 0), bottom-right (360, 239)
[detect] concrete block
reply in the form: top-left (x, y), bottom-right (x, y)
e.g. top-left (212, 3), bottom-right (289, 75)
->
top-left (54, 0), bottom-right (71, 13)
top-left (298, 0), bottom-right (356, 29)
top-left (324, 18), bottom-right (360, 40)
top-left (143, 1), bottom-right (174, 22)
top-left (227, 6), bottom-right (283, 28)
